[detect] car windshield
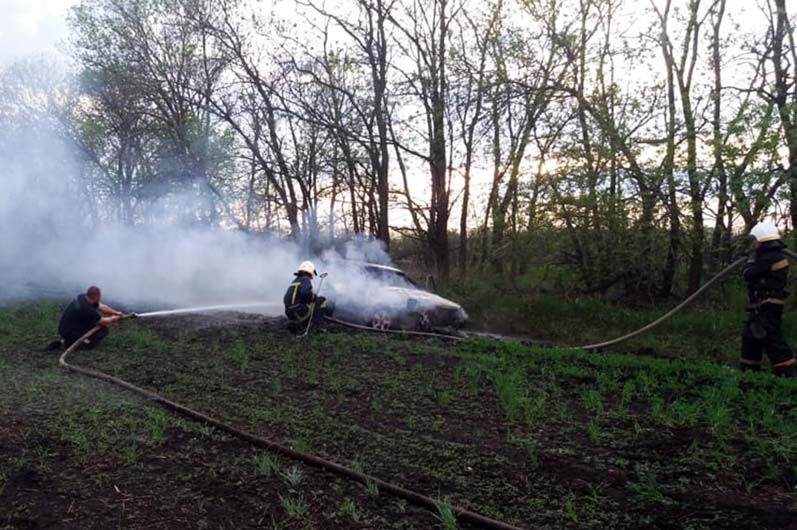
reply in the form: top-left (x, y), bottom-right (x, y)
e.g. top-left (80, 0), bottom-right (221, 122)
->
top-left (364, 266), bottom-right (417, 288)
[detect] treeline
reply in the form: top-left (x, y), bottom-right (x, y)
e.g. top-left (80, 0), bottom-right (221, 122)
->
top-left (0, 0), bottom-right (795, 298)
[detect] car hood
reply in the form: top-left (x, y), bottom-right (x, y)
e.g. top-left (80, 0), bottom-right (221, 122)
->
top-left (380, 287), bottom-right (461, 309)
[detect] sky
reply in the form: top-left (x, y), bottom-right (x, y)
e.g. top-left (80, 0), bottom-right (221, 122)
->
top-left (0, 0), bottom-right (77, 66)
top-left (0, 0), bottom-right (777, 232)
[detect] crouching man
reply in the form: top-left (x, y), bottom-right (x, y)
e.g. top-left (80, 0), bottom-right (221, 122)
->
top-left (48, 286), bottom-right (126, 350)
top-left (283, 261), bottom-right (333, 333)
top-left (741, 222), bottom-right (796, 377)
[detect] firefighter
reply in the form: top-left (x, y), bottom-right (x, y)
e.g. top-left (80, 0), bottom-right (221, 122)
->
top-left (283, 261), bottom-right (333, 333)
top-left (46, 286), bottom-right (126, 351)
top-left (740, 222), bottom-right (796, 377)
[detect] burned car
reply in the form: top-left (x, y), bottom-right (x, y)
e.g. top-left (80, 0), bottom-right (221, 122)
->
top-left (324, 262), bottom-right (467, 332)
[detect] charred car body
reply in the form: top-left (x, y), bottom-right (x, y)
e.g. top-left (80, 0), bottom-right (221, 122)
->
top-left (325, 262), bottom-right (467, 332)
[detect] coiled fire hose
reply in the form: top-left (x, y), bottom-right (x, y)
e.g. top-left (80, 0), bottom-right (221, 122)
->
top-left (59, 325), bottom-right (525, 530)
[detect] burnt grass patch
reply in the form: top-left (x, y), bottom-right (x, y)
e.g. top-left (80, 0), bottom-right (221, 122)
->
top-left (2, 304), bottom-right (797, 528)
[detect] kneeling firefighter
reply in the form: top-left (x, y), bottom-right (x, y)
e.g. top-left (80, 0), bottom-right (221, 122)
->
top-left (283, 261), bottom-right (334, 333)
top-left (741, 222), bottom-right (796, 377)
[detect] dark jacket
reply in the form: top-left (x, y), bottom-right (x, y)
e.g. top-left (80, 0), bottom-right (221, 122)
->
top-left (283, 272), bottom-right (315, 308)
top-left (58, 294), bottom-right (101, 340)
top-left (744, 240), bottom-right (789, 303)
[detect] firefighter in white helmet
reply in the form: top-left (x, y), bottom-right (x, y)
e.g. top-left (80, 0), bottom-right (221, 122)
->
top-left (283, 261), bottom-right (333, 333)
top-left (741, 221), bottom-right (795, 377)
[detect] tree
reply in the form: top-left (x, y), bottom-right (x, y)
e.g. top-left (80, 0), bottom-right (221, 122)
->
top-left (389, 0), bottom-right (459, 280)
top-left (70, 0), bottom-right (232, 225)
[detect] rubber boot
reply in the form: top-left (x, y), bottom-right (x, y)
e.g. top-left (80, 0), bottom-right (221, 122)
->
top-left (286, 321), bottom-right (302, 335)
top-left (43, 339), bottom-right (64, 352)
top-left (739, 363), bottom-right (761, 373)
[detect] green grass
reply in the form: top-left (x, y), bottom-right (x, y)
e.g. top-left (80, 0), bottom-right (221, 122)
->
top-left (456, 338), bottom-right (797, 494)
top-left (279, 494), bottom-right (309, 519)
top-left (3, 301), bottom-right (797, 529)
top-left (253, 453), bottom-right (279, 477)
top-left (445, 272), bottom-right (797, 363)
top-left (0, 303), bottom-right (436, 529)
top-left (433, 498), bottom-right (457, 530)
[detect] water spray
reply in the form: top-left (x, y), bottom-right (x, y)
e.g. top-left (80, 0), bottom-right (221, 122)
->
top-left (135, 302), bottom-right (282, 318)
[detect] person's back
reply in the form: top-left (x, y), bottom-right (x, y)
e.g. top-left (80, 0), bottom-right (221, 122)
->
top-left (58, 293), bottom-right (101, 343)
top-left (284, 273), bottom-right (314, 309)
top-left (744, 239), bottom-right (789, 303)
top-left (46, 286), bottom-right (125, 351)
top-left (282, 261), bottom-right (333, 333)
top-left (741, 222), bottom-right (796, 377)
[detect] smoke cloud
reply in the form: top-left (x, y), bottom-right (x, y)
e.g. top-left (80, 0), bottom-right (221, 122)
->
top-left (0, 59), bottom-right (465, 331)
top-left (0, 113), bottom-right (394, 314)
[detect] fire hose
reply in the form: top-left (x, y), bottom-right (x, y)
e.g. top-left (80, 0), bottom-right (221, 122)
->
top-left (56, 251), bottom-right (793, 529)
top-left (58, 324), bottom-right (525, 530)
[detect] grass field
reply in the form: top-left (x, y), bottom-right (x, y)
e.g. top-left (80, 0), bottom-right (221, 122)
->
top-left (445, 272), bottom-right (797, 363)
top-left (2, 302), bottom-right (797, 529)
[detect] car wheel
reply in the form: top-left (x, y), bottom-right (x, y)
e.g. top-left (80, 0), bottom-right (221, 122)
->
top-left (370, 310), bottom-right (392, 331)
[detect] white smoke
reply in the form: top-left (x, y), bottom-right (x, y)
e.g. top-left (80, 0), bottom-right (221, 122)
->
top-left (0, 110), bottom-right (396, 314)
top-left (0, 58), bottom-right (449, 329)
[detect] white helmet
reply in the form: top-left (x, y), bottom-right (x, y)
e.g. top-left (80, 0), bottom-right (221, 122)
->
top-left (750, 221), bottom-right (781, 242)
top-left (297, 260), bottom-right (317, 276)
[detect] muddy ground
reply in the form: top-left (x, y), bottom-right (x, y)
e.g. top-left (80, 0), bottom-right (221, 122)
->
top-left (2, 307), bottom-right (797, 529)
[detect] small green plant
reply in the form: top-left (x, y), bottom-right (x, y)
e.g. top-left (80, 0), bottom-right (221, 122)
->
top-left (587, 417), bottom-right (602, 443)
top-left (493, 368), bottom-right (526, 421)
top-left (433, 498), bottom-right (457, 530)
top-left (586, 483), bottom-right (605, 506)
top-left (668, 398), bottom-right (699, 426)
top-left (582, 389), bottom-right (603, 415)
top-left (253, 453), bottom-right (278, 477)
top-left (436, 388), bottom-right (456, 406)
top-left (561, 490), bottom-right (578, 522)
top-left (649, 395), bottom-right (671, 425)
top-left (122, 445), bottom-right (139, 466)
top-left (281, 465), bottom-right (304, 488)
top-left (229, 338), bottom-right (250, 372)
top-left (364, 479), bottom-right (379, 497)
top-left (524, 394), bottom-right (547, 426)
top-left (339, 498), bottom-right (362, 522)
top-left (288, 437), bottom-right (308, 451)
top-left (279, 495), bottom-right (308, 519)
top-left (145, 408), bottom-right (170, 443)
top-left (701, 383), bottom-right (737, 435)
top-left (621, 380), bottom-right (635, 406)
top-left (60, 418), bottom-right (91, 461)
top-left (626, 469), bottom-right (674, 506)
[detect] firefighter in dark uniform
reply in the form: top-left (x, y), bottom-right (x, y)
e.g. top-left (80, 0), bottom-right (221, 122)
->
top-left (283, 261), bottom-right (333, 333)
top-left (46, 286), bottom-right (126, 350)
top-left (741, 222), bottom-right (796, 377)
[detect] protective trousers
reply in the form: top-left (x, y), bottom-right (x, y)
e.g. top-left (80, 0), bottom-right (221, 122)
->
top-left (741, 303), bottom-right (796, 377)
top-left (285, 297), bottom-right (333, 333)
